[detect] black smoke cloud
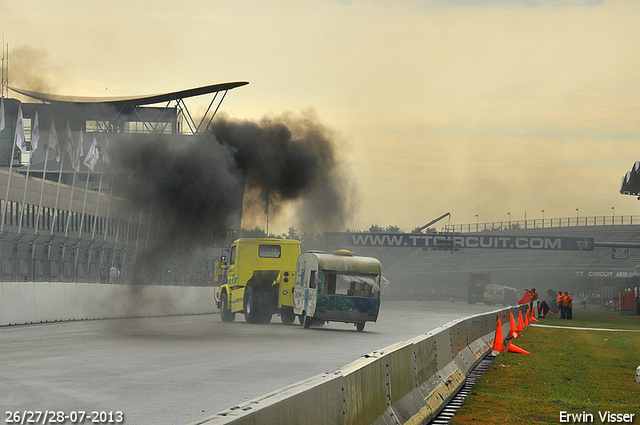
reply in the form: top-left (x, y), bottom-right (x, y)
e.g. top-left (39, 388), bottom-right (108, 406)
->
top-left (110, 133), bottom-right (244, 250)
top-left (110, 110), bottom-right (354, 281)
top-left (210, 110), bottom-right (354, 232)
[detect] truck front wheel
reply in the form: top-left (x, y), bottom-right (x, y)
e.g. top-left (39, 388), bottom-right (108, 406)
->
top-left (219, 292), bottom-right (235, 322)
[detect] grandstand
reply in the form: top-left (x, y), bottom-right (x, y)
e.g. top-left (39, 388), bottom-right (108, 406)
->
top-left (0, 82), bottom-right (247, 284)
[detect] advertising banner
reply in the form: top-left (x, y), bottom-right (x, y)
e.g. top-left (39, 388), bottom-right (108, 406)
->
top-left (326, 233), bottom-right (595, 251)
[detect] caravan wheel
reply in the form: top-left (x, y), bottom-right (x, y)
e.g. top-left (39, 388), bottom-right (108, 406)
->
top-left (303, 313), bottom-right (313, 329)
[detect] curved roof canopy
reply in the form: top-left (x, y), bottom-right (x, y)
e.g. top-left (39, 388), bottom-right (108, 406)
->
top-left (9, 81), bottom-right (249, 106)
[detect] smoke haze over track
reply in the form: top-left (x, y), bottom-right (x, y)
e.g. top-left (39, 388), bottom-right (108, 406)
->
top-left (110, 109), bottom-right (354, 282)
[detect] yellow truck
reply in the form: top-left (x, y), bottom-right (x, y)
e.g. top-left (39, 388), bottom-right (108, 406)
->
top-left (216, 238), bottom-right (301, 324)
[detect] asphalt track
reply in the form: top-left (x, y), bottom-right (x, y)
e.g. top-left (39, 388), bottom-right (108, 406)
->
top-left (1, 300), bottom-right (501, 425)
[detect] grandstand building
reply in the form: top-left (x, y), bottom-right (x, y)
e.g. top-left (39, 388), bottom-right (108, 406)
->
top-left (0, 82), bottom-right (247, 284)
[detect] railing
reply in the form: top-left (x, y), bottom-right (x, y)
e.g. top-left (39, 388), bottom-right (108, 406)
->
top-left (442, 215), bottom-right (640, 234)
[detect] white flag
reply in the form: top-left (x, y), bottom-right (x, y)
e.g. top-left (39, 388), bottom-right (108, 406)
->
top-left (15, 104), bottom-right (27, 154)
top-left (64, 123), bottom-right (75, 167)
top-left (0, 98), bottom-right (5, 132)
top-left (31, 111), bottom-right (40, 153)
top-left (74, 131), bottom-right (84, 172)
top-left (48, 118), bottom-right (61, 162)
top-left (83, 134), bottom-right (99, 172)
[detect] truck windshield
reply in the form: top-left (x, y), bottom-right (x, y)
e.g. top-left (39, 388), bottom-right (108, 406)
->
top-left (324, 272), bottom-right (380, 297)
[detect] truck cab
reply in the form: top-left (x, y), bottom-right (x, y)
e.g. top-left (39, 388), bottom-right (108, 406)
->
top-left (217, 238), bottom-right (301, 324)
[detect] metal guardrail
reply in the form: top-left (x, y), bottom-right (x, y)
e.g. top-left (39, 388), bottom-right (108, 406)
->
top-left (442, 215), bottom-right (640, 234)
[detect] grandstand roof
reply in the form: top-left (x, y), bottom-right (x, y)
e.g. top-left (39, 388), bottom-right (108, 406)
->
top-left (9, 81), bottom-right (249, 107)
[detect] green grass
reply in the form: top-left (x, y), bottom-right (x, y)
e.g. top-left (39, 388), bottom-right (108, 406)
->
top-left (449, 305), bottom-right (640, 424)
top-left (537, 304), bottom-right (640, 330)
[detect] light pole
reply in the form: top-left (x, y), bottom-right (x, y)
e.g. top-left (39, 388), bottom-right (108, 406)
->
top-left (541, 209), bottom-right (545, 228)
top-left (611, 206), bottom-right (615, 224)
top-left (508, 212), bottom-right (511, 229)
top-left (576, 208), bottom-right (579, 226)
top-left (475, 214), bottom-right (478, 232)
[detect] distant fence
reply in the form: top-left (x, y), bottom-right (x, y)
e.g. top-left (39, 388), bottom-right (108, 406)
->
top-left (443, 215), bottom-right (640, 234)
top-left (0, 169), bottom-right (223, 286)
top-left (0, 233), bottom-right (218, 286)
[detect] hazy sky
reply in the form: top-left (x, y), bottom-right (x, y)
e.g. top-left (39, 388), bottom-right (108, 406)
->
top-left (4, 0), bottom-right (640, 233)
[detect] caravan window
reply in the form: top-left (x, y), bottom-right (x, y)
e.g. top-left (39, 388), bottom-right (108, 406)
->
top-left (323, 272), bottom-right (380, 297)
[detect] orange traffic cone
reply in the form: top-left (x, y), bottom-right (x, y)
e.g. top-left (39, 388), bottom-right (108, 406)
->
top-left (509, 312), bottom-right (519, 338)
top-left (506, 341), bottom-right (529, 354)
top-left (518, 311), bottom-right (525, 331)
top-left (530, 307), bottom-right (539, 322)
top-left (525, 312), bottom-right (530, 326)
top-left (492, 316), bottom-right (504, 353)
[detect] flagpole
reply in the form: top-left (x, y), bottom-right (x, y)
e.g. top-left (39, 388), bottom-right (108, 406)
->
top-left (78, 163), bottom-right (91, 238)
top-left (1, 103), bottom-right (21, 232)
top-left (17, 150), bottom-right (32, 233)
top-left (53, 122), bottom-right (74, 236)
top-left (64, 130), bottom-right (82, 238)
top-left (100, 136), bottom-right (112, 242)
top-left (145, 210), bottom-right (152, 249)
top-left (0, 132), bottom-right (16, 232)
top-left (91, 160), bottom-right (105, 240)
top-left (64, 157), bottom-right (78, 237)
top-left (78, 134), bottom-right (98, 239)
top-left (34, 117), bottom-right (56, 233)
top-left (103, 180), bottom-right (114, 242)
top-left (18, 111), bottom-right (38, 233)
top-left (98, 162), bottom-right (114, 281)
top-left (50, 154), bottom-right (65, 235)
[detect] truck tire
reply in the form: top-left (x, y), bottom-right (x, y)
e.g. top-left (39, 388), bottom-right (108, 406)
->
top-left (280, 308), bottom-right (295, 325)
top-left (356, 322), bottom-right (365, 332)
top-left (219, 292), bottom-right (235, 323)
top-left (244, 287), bottom-right (261, 324)
top-left (258, 307), bottom-right (273, 324)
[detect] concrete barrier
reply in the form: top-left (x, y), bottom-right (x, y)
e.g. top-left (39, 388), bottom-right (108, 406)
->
top-left (0, 282), bottom-right (217, 326)
top-left (189, 305), bottom-right (527, 425)
top-left (190, 372), bottom-right (346, 425)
